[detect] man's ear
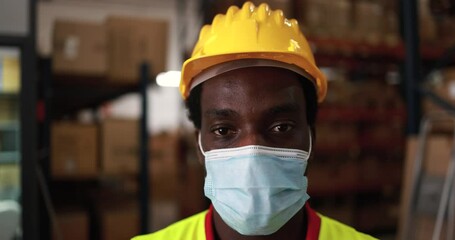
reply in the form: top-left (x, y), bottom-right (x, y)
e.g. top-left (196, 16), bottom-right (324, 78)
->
top-left (194, 130), bottom-right (205, 166)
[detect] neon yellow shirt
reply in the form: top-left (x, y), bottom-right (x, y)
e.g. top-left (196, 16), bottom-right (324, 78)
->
top-left (133, 205), bottom-right (377, 240)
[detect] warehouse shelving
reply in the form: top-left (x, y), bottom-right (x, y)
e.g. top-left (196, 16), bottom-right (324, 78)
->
top-left (38, 57), bottom-right (152, 238)
top-left (0, 152), bottom-right (20, 164)
top-left (303, 31), bottom-right (455, 240)
top-left (0, 25), bottom-right (39, 240)
top-left (0, 122), bottom-right (20, 162)
top-left (48, 74), bottom-right (141, 118)
top-left (0, 75), bottom-right (20, 166)
top-left (308, 37), bottom-right (446, 60)
top-left (290, 1), bottom-right (411, 236)
top-left (317, 107), bottom-right (406, 122)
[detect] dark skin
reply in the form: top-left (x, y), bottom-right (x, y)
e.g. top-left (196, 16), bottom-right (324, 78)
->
top-left (194, 67), bottom-right (311, 240)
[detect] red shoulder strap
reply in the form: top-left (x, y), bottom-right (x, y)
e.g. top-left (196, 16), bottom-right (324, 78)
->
top-left (205, 205), bottom-right (215, 240)
top-left (305, 204), bottom-right (321, 240)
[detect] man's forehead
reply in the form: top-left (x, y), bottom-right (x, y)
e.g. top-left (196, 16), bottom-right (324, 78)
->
top-left (189, 59), bottom-right (315, 95)
top-left (202, 66), bottom-right (302, 88)
top-left (203, 103), bottom-right (301, 118)
top-left (199, 67), bottom-right (307, 114)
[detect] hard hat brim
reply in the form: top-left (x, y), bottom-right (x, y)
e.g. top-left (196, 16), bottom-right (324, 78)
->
top-left (180, 52), bottom-right (327, 103)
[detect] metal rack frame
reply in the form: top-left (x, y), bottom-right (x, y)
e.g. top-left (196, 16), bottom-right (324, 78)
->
top-left (38, 58), bottom-right (152, 237)
top-left (0, 9), bottom-right (39, 240)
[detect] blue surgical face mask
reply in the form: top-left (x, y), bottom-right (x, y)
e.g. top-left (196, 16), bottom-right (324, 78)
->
top-left (199, 132), bottom-right (312, 235)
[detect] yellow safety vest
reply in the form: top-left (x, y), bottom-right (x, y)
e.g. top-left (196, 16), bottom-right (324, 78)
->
top-left (132, 207), bottom-right (377, 240)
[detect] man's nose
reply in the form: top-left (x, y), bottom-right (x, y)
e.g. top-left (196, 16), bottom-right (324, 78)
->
top-left (237, 131), bottom-right (266, 147)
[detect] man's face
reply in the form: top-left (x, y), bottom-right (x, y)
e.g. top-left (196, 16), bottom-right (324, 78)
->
top-left (197, 67), bottom-right (310, 157)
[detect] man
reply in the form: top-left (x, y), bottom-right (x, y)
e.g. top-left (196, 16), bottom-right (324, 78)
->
top-left (133, 2), bottom-right (377, 240)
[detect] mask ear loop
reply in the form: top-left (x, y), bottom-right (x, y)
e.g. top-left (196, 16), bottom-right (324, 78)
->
top-left (198, 133), bottom-right (207, 157)
top-left (307, 128), bottom-right (313, 158)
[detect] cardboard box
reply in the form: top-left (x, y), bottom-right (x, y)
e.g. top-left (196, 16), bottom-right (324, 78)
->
top-left (54, 209), bottom-right (89, 240)
top-left (173, 131), bottom-right (208, 218)
top-left (314, 198), bottom-right (355, 226)
top-left (178, 161), bottom-right (207, 218)
top-left (315, 122), bottom-right (358, 150)
top-left (101, 119), bottom-right (139, 175)
top-left (412, 215), bottom-right (450, 240)
top-left (150, 132), bottom-right (179, 200)
top-left (401, 135), bottom-right (452, 178)
top-left (307, 158), bottom-right (359, 196)
top-left (99, 202), bottom-right (139, 240)
top-left (398, 135), bottom-right (453, 239)
top-left (357, 155), bottom-right (403, 187)
top-left (51, 122), bottom-right (98, 178)
top-left (151, 201), bottom-right (179, 232)
top-left (425, 135), bottom-right (452, 176)
top-left (106, 16), bottom-right (168, 83)
top-left (53, 20), bottom-right (107, 76)
top-left (438, 17), bottom-right (455, 49)
top-left (355, 202), bottom-right (399, 232)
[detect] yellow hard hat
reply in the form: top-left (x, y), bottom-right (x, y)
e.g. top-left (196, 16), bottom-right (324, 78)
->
top-left (180, 1), bottom-right (327, 102)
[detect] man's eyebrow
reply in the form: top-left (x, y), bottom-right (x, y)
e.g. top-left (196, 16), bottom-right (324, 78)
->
top-left (204, 108), bottom-right (240, 118)
top-left (266, 103), bottom-right (301, 116)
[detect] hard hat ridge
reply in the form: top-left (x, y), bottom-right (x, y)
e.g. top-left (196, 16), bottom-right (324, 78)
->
top-left (180, 1), bottom-right (327, 102)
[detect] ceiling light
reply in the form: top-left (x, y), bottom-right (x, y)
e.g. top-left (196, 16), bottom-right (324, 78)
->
top-left (156, 71), bottom-right (181, 87)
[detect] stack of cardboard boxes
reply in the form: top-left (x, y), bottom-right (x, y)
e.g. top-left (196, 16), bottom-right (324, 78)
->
top-left (49, 15), bottom-right (171, 239)
top-left (51, 119), bottom-right (140, 239)
top-left (300, 0), bottom-right (455, 49)
top-left (300, 0), bottom-right (399, 46)
top-left (51, 119), bottom-right (141, 178)
top-left (308, 75), bottom-right (406, 233)
top-left (54, 208), bottom-right (90, 240)
top-left (50, 119), bottom-right (172, 238)
top-left (50, 118), bottom-right (202, 237)
top-left (52, 16), bottom-right (168, 81)
top-left (96, 199), bottom-right (140, 240)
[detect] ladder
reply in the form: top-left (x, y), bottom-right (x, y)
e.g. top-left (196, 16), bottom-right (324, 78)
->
top-left (402, 112), bottom-right (455, 240)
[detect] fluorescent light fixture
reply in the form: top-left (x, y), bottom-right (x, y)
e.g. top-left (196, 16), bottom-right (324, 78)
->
top-left (156, 71), bottom-right (181, 87)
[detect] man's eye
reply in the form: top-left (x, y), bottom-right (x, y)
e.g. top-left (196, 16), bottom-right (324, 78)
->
top-left (271, 124), bottom-right (293, 133)
top-left (213, 127), bottom-right (232, 136)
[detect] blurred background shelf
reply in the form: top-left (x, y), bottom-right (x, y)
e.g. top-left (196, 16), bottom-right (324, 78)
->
top-left (317, 107), bottom-right (406, 122)
top-left (39, 58), bottom-right (155, 118)
top-left (0, 92), bottom-right (19, 99)
top-left (0, 151), bottom-right (20, 164)
top-left (0, 122), bottom-right (21, 164)
top-left (308, 37), bottom-right (447, 60)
